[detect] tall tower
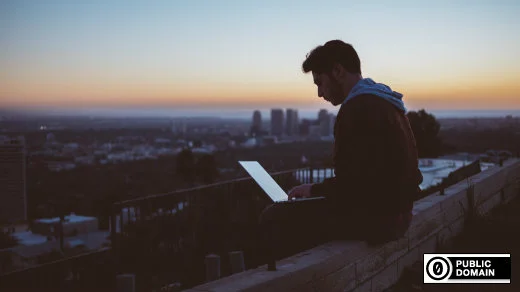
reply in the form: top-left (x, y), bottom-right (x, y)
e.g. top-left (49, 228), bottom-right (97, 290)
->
top-left (285, 109), bottom-right (299, 136)
top-left (293, 110), bottom-right (299, 136)
top-left (270, 109), bottom-right (284, 137)
top-left (318, 109), bottom-right (331, 136)
top-left (318, 109), bottom-right (329, 122)
top-left (251, 110), bottom-right (262, 136)
top-left (0, 137), bottom-right (27, 224)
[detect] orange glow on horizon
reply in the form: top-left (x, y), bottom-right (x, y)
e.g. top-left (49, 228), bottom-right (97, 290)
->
top-left (1, 74), bottom-right (519, 110)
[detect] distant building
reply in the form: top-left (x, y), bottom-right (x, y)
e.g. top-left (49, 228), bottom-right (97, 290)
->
top-left (251, 110), bottom-right (263, 136)
top-left (47, 161), bottom-right (76, 172)
top-left (154, 138), bottom-right (172, 146)
top-left (31, 214), bottom-right (99, 237)
top-left (308, 125), bottom-right (322, 140)
top-left (270, 109), bottom-right (284, 137)
top-left (262, 136), bottom-right (278, 145)
top-left (299, 119), bottom-right (312, 136)
top-left (285, 109), bottom-right (299, 136)
top-left (318, 109), bottom-right (331, 137)
top-left (252, 110), bottom-right (262, 129)
top-left (241, 138), bottom-right (258, 148)
top-left (0, 137), bottom-right (27, 224)
top-left (318, 109), bottom-right (328, 121)
top-left (9, 229), bottom-right (109, 270)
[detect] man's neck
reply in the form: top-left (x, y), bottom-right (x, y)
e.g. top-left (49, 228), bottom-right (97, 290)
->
top-left (342, 74), bottom-right (363, 97)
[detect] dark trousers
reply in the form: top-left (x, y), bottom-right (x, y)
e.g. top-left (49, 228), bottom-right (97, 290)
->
top-left (258, 198), bottom-right (411, 265)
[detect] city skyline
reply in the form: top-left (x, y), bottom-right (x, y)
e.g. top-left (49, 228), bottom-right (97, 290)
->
top-left (3, 107), bottom-right (520, 120)
top-left (1, 1), bottom-right (520, 112)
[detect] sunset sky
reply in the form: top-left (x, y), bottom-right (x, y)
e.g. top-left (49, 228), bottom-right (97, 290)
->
top-left (1, 0), bottom-right (519, 115)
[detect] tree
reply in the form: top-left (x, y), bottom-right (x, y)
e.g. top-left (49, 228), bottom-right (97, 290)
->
top-left (176, 149), bottom-right (196, 185)
top-left (407, 109), bottom-right (442, 158)
top-left (47, 193), bottom-right (77, 251)
top-left (195, 154), bottom-right (219, 184)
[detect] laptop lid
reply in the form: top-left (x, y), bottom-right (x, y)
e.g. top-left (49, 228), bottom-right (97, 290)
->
top-left (238, 161), bottom-right (288, 202)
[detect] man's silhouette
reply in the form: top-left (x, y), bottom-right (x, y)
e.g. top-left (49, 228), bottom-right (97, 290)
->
top-left (288, 40), bottom-right (423, 244)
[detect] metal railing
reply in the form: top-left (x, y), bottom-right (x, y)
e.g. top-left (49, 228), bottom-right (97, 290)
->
top-left (110, 167), bottom-right (329, 237)
top-left (0, 248), bottom-right (114, 292)
top-left (0, 167), bottom-right (331, 292)
top-left (109, 167), bottom-right (333, 290)
top-left (2, 161), bottom-right (515, 291)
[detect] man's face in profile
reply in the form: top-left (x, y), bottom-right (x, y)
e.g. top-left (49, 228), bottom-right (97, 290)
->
top-left (312, 71), bottom-right (343, 106)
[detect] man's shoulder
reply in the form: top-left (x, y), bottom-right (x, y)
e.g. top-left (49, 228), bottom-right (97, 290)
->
top-left (343, 94), bottom-right (394, 109)
top-left (339, 94), bottom-right (396, 117)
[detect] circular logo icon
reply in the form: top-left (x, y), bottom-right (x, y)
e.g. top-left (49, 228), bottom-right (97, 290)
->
top-left (426, 257), bottom-right (451, 281)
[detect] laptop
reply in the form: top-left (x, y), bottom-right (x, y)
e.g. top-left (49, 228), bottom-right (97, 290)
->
top-left (238, 161), bottom-right (324, 203)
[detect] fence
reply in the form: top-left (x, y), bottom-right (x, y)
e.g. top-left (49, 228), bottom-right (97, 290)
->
top-left (3, 158), bottom-right (499, 291)
top-left (109, 167), bottom-right (332, 290)
top-left (1, 159), bottom-right (503, 291)
top-left (0, 167), bottom-right (329, 291)
top-left (0, 248), bottom-right (115, 292)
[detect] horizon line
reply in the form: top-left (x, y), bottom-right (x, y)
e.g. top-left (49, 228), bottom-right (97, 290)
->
top-left (2, 107), bottom-right (520, 120)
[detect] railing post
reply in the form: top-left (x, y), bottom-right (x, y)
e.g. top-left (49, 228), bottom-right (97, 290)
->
top-left (265, 222), bottom-right (277, 271)
top-left (309, 167), bottom-right (314, 183)
top-left (116, 274), bottom-right (135, 292)
top-left (228, 251), bottom-right (245, 274)
top-left (259, 205), bottom-right (277, 271)
top-left (205, 254), bottom-right (221, 282)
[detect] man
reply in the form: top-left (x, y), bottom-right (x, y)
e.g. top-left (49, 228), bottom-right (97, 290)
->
top-left (288, 40), bottom-right (423, 244)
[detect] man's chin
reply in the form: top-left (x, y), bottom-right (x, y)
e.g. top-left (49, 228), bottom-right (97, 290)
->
top-left (323, 97), bottom-right (340, 106)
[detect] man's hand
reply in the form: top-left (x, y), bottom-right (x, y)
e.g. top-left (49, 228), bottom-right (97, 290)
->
top-left (288, 184), bottom-right (313, 200)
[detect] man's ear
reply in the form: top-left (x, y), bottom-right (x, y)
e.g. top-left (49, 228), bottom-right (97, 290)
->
top-left (331, 63), bottom-right (344, 80)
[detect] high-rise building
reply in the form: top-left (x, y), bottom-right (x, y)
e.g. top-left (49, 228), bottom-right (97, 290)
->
top-left (299, 119), bottom-right (311, 136)
top-left (251, 110), bottom-right (262, 136)
top-left (0, 137), bottom-right (27, 224)
top-left (318, 109), bottom-right (331, 136)
top-left (308, 125), bottom-right (322, 140)
top-left (285, 109), bottom-right (299, 136)
top-left (270, 109), bottom-right (284, 136)
top-left (252, 110), bottom-right (262, 129)
top-left (318, 109), bottom-right (329, 121)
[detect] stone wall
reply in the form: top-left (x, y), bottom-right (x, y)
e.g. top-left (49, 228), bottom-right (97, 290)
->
top-left (185, 159), bottom-right (520, 292)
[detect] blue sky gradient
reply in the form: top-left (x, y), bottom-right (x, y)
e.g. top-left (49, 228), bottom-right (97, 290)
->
top-left (1, 0), bottom-right (519, 116)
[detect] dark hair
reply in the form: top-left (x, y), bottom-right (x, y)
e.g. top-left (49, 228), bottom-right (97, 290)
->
top-left (302, 40), bottom-right (361, 75)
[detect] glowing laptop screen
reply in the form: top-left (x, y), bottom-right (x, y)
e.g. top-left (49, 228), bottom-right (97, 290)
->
top-left (238, 161), bottom-right (288, 202)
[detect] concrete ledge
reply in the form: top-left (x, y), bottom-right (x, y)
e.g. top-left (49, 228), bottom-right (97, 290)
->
top-left (187, 241), bottom-right (369, 292)
top-left (440, 187), bottom-right (469, 225)
top-left (185, 159), bottom-right (520, 292)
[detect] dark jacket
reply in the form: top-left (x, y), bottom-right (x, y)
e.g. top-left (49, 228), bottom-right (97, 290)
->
top-left (310, 94), bottom-right (423, 238)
